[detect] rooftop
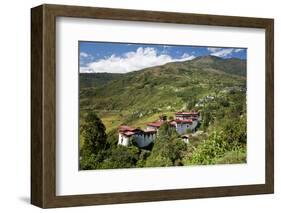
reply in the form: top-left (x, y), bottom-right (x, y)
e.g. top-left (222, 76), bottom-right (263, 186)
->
top-left (146, 121), bottom-right (164, 128)
top-left (119, 125), bottom-right (137, 132)
top-left (175, 111), bottom-right (199, 115)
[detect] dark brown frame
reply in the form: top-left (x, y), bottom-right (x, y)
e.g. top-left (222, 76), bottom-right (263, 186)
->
top-left (31, 4), bottom-right (274, 208)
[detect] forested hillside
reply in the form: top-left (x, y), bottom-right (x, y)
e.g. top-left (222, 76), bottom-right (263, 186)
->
top-left (79, 56), bottom-right (247, 170)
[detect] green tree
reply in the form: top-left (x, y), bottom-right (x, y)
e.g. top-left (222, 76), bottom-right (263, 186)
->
top-left (100, 146), bottom-right (139, 169)
top-left (81, 112), bottom-right (107, 155)
top-left (184, 131), bottom-right (228, 165)
top-left (79, 150), bottom-right (108, 170)
top-left (221, 116), bottom-right (246, 145)
top-left (145, 154), bottom-right (173, 167)
top-left (145, 123), bottom-right (186, 167)
top-left (202, 110), bottom-right (212, 131)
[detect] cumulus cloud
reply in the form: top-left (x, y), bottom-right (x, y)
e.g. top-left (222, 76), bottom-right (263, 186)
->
top-left (207, 47), bottom-right (245, 58)
top-left (210, 48), bottom-right (234, 57)
top-left (207, 47), bottom-right (222, 53)
top-left (80, 47), bottom-right (195, 73)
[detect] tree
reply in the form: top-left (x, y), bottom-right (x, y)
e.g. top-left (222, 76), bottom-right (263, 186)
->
top-left (221, 116), bottom-right (246, 145)
top-left (202, 110), bottom-right (212, 131)
top-left (145, 123), bottom-right (186, 167)
top-left (100, 146), bottom-right (139, 169)
top-left (157, 122), bottom-right (178, 138)
top-left (184, 131), bottom-right (228, 165)
top-left (145, 154), bottom-right (173, 167)
top-left (81, 112), bottom-right (107, 155)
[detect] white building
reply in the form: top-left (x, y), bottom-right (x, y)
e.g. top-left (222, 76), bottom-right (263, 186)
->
top-left (175, 111), bottom-right (200, 120)
top-left (173, 111), bottom-right (200, 134)
top-left (170, 119), bottom-right (193, 135)
top-left (118, 112), bottom-right (200, 147)
top-left (146, 120), bottom-right (164, 131)
top-left (118, 126), bottom-right (157, 148)
top-left (133, 130), bottom-right (156, 147)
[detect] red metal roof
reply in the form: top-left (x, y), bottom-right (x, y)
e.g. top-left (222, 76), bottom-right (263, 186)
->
top-left (174, 119), bottom-right (193, 123)
top-left (175, 111), bottom-right (199, 115)
top-left (146, 121), bottom-right (164, 128)
top-left (119, 125), bottom-right (137, 132)
top-left (169, 120), bottom-right (177, 126)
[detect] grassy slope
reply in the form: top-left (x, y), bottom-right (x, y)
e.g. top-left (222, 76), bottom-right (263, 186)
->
top-left (79, 56), bottom-right (246, 135)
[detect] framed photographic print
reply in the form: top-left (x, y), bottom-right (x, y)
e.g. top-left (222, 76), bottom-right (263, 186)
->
top-left (31, 4), bottom-right (274, 208)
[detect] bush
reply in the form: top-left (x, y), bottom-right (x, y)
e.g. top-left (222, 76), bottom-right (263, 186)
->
top-left (100, 146), bottom-right (139, 169)
top-left (79, 149), bottom-right (108, 170)
top-left (184, 115), bottom-right (247, 165)
top-left (145, 154), bottom-right (173, 167)
top-left (184, 131), bottom-right (228, 165)
top-left (214, 148), bottom-right (246, 164)
top-left (145, 124), bottom-right (186, 167)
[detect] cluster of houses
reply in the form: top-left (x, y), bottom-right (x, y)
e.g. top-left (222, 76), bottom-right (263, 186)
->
top-left (118, 111), bottom-right (200, 148)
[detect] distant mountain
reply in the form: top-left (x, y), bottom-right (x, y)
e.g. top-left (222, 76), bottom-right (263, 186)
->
top-left (79, 56), bottom-right (246, 131)
top-left (187, 55), bottom-right (246, 76)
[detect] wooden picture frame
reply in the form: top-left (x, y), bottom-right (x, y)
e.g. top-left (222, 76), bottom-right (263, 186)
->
top-left (31, 4), bottom-right (274, 208)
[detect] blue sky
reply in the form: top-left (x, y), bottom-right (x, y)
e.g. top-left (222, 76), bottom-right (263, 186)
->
top-left (79, 42), bottom-right (246, 73)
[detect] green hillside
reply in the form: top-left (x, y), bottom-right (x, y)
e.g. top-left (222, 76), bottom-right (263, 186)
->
top-left (79, 55), bottom-right (247, 170)
top-left (80, 72), bottom-right (123, 89)
top-left (80, 56), bottom-right (246, 132)
top-left (188, 55), bottom-right (246, 76)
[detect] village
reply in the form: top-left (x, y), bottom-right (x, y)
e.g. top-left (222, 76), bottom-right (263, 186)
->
top-left (118, 111), bottom-right (200, 148)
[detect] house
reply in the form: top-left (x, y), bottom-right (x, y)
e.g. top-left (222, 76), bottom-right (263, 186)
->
top-left (146, 114), bottom-right (167, 131)
top-left (174, 111), bottom-right (200, 132)
top-left (170, 118), bottom-right (193, 135)
top-left (175, 111), bottom-right (200, 120)
top-left (146, 120), bottom-right (165, 131)
top-left (118, 111), bottom-right (200, 147)
top-left (118, 126), bottom-right (140, 146)
top-left (118, 125), bottom-right (157, 148)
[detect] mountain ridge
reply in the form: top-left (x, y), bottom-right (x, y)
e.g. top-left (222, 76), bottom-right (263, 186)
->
top-left (80, 56), bottom-right (246, 89)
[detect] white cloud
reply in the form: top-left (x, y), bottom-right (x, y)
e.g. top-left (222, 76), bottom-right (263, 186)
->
top-left (234, 48), bottom-right (244, 53)
top-left (210, 48), bottom-right (234, 57)
top-left (80, 52), bottom-right (89, 58)
top-left (207, 47), bottom-right (245, 57)
top-left (207, 47), bottom-right (222, 53)
top-left (80, 67), bottom-right (93, 73)
top-left (80, 47), bottom-right (195, 73)
top-left (177, 53), bottom-right (196, 61)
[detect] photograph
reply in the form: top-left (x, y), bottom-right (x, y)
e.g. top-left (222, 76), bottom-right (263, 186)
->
top-left (29, 3), bottom-right (274, 208)
top-left (78, 42), bottom-right (247, 170)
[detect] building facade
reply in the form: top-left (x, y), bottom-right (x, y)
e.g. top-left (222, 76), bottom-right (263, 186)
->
top-left (118, 111), bottom-right (200, 147)
top-left (118, 126), bottom-right (157, 148)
